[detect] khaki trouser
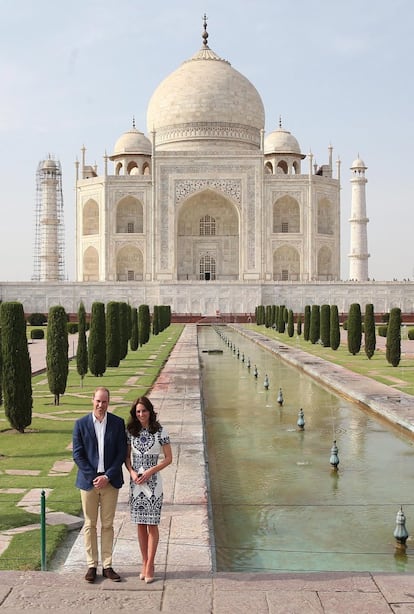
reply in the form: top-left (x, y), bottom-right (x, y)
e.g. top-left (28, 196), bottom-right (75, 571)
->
top-left (80, 484), bottom-right (119, 569)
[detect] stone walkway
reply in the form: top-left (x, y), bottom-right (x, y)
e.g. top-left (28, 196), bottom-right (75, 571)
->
top-left (1, 326), bottom-right (414, 612)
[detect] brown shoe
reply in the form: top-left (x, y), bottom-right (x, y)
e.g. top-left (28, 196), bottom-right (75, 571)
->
top-left (103, 567), bottom-right (121, 582)
top-left (85, 567), bottom-right (97, 583)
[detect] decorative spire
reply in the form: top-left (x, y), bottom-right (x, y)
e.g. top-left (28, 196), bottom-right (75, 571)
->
top-left (202, 13), bottom-right (209, 47)
top-left (132, 116), bottom-right (136, 129)
top-left (279, 115), bottom-right (282, 129)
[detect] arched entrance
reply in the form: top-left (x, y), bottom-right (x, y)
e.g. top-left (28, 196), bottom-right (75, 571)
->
top-left (177, 189), bottom-right (239, 281)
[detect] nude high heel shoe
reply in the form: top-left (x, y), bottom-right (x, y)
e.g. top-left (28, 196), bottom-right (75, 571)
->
top-left (139, 563), bottom-right (146, 580)
top-left (145, 564), bottom-right (154, 584)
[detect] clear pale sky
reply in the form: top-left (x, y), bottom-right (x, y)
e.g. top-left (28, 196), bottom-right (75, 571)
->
top-left (0, 0), bottom-right (412, 282)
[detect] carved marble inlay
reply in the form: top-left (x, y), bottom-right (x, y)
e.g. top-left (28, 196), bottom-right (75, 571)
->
top-left (156, 122), bottom-right (260, 147)
top-left (175, 179), bottom-right (241, 204)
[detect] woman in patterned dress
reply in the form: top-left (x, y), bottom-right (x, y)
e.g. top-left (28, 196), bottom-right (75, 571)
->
top-left (125, 396), bottom-right (172, 583)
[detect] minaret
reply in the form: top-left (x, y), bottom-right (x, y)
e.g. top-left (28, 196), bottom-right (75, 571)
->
top-left (32, 156), bottom-right (65, 281)
top-left (348, 156), bottom-right (369, 281)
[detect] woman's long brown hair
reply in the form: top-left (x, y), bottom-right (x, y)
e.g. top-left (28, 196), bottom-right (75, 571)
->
top-left (126, 395), bottom-right (162, 436)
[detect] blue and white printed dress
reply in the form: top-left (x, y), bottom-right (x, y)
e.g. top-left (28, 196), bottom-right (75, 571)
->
top-left (127, 427), bottom-right (170, 525)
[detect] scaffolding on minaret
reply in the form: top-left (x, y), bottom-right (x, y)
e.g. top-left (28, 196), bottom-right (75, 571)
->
top-left (32, 156), bottom-right (65, 281)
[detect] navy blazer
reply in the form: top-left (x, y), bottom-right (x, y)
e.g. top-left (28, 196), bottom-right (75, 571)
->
top-left (73, 412), bottom-right (127, 491)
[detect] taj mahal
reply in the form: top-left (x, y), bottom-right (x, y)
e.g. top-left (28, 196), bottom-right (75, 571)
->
top-left (1, 18), bottom-right (413, 316)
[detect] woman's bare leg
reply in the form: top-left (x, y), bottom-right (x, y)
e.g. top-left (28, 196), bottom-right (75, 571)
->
top-left (137, 524), bottom-right (149, 576)
top-left (146, 525), bottom-right (159, 577)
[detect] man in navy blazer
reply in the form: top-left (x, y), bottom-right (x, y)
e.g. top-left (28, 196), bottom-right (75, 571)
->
top-left (73, 386), bottom-right (127, 583)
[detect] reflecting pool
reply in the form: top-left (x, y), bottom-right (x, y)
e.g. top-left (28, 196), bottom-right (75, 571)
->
top-left (199, 325), bottom-right (414, 572)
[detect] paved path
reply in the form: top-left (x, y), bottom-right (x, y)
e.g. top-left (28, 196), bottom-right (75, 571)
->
top-left (1, 325), bottom-right (414, 612)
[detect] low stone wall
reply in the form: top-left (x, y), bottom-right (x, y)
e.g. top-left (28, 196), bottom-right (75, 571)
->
top-left (1, 279), bottom-right (413, 316)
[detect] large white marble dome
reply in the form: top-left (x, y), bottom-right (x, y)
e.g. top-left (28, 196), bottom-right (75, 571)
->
top-left (147, 40), bottom-right (265, 151)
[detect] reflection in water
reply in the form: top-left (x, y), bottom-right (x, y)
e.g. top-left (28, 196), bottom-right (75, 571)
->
top-left (200, 325), bottom-right (414, 572)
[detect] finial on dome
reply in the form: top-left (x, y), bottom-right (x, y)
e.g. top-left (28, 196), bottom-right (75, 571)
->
top-left (202, 13), bottom-right (209, 47)
top-left (132, 116), bottom-right (136, 129)
top-left (279, 115), bottom-right (282, 129)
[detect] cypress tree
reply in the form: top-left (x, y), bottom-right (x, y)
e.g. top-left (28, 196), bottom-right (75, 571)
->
top-left (130, 307), bottom-right (139, 351)
top-left (309, 305), bottom-right (320, 344)
top-left (271, 305), bottom-right (276, 329)
top-left (158, 305), bottom-right (165, 332)
top-left (126, 303), bottom-right (132, 340)
top-left (138, 304), bottom-right (151, 346)
top-left (153, 305), bottom-right (160, 335)
top-left (47, 305), bottom-right (69, 406)
top-left (274, 305), bottom-right (279, 331)
top-left (320, 304), bottom-right (331, 347)
top-left (261, 305), bottom-right (266, 326)
top-left (330, 305), bottom-right (341, 350)
top-left (386, 307), bottom-right (401, 367)
top-left (106, 301), bottom-right (120, 367)
top-left (166, 305), bottom-right (171, 328)
top-left (159, 306), bottom-right (167, 332)
top-left (76, 301), bottom-right (88, 385)
top-left (364, 303), bottom-right (376, 360)
top-left (88, 302), bottom-right (106, 376)
top-left (159, 305), bottom-right (169, 331)
top-left (266, 305), bottom-right (275, 328)
top-left (0, 302), bottom-right (32, 431)
top-left (303, 305), bottom-right (311, 341)
top-left (119, 302), bottom-right (129, 360)
top-left (278, 305), bottom-right (285, 333)
top-left (296, 313), bottom-right (302, 336)
top-left (287, 309), bottom-right (294, 337)
top-left (0, 327), bottom-right (2, 406)
top-left (258, 305), bottom-right (265, 326)
top-left (347, 303), bottom-right (362, 355)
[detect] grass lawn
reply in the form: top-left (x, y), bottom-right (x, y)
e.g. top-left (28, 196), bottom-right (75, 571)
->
top-left (2, 322), bottom-right (411, 570)
top-left (0, 324), bottom-right (184, 570)
top-left (244, 324), bottom-right (414, 396)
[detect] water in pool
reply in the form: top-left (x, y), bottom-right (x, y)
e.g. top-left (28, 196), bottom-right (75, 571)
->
top-left (199, 325), bottom-right (414, 572)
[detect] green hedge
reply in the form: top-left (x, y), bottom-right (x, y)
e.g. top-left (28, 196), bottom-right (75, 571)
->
top-left (378, 325), bottom-right (388, 337)
top-left (30, 328), bottom-right (44, 339)
top-left (27, 312), bottom-right (47, 326)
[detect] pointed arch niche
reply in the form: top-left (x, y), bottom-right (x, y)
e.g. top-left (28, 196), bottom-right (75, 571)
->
top-left (116, 245), bottom-right (143, 281)
top-left (318, 198), bottom-right (334, 235)
top-left (273, 245), bottom-right (300, 281)
top-left (83, 199), bottom-right (99, 235)
top-left (177, 188), bottom-right (239, 281)
top-left (83, 246), bottom-right (99, 281)
top-left (273, 195), bottom-right (300, 233)
top-left (116, 196), bottom-right (143, 234)
top-left (317, 245), bottom-right (333, 280)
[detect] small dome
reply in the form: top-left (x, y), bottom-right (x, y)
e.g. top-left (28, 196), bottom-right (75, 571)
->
top-left (351, 156), bottom-right (366, 169)
top-left (112, 127), bottom-right (151, 156)
top-left (264, 126), bottom-right (303, 156)
top-left (41, 157), bottom-right (59, 170)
